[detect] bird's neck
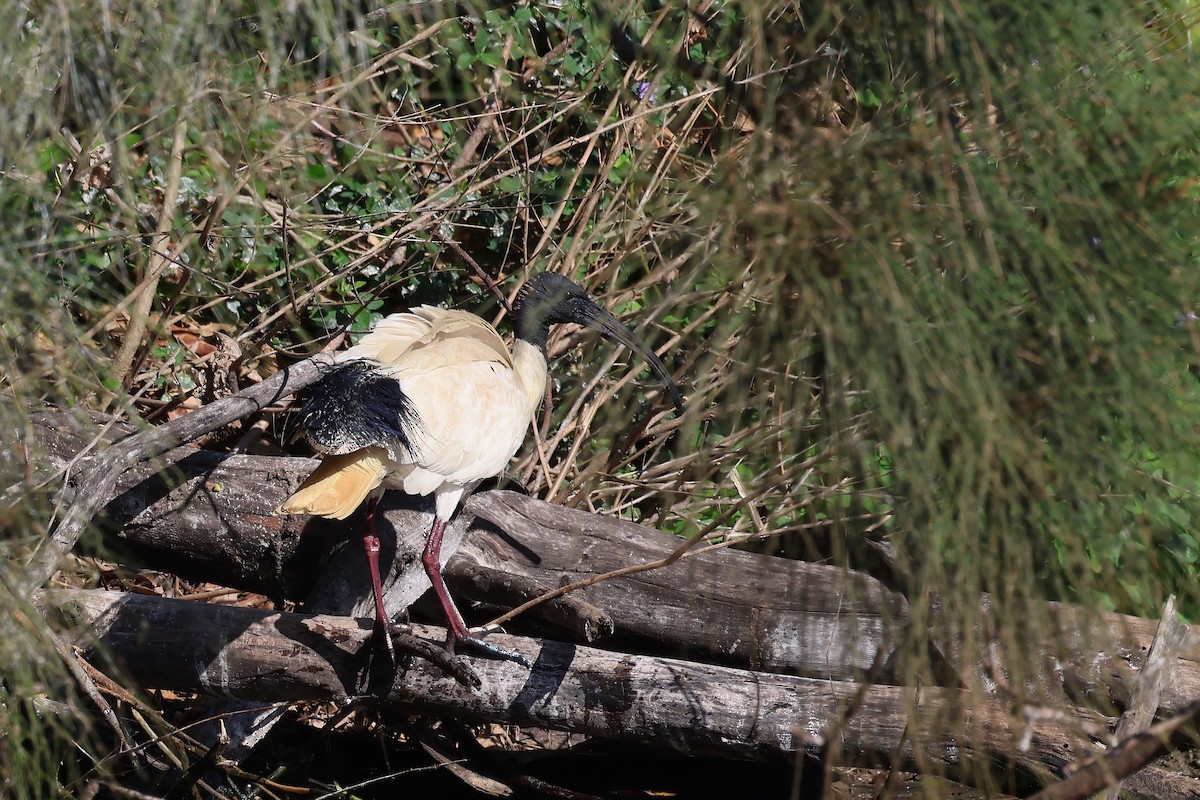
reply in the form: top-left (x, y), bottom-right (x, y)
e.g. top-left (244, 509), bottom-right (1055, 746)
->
top-left (511, 338), bottom-right (549, 420)
top-left (513, 284), bottom-right (553, 352)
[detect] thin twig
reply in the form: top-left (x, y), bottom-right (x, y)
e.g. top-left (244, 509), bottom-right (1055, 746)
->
top-left (51, 633), bottom-right (139, 766)
top-left (112, 118), bottom-right (189, 382)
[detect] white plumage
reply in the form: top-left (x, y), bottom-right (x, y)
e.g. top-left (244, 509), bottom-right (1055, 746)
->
top-left (277, 273), bottom-right (682, 666)
top-left (284, 308), bottom-right (545, 516)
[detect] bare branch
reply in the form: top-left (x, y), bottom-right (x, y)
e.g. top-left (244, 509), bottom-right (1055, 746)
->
top-left (1025, 701), bottom-right (1200, 800)
top-left (19, 354), bottom-right (335, 596)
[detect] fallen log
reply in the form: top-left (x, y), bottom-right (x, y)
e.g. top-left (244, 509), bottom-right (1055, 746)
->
top-left (52, 587), bottom-right (1200, 798)
top-left (32, 410), bottom-right (905, 681)
top-left (25, 411), bottom-right (1200, 795)
top-left (44, 588), bottom-right (1096, 778)
top-left (28, 411), bottom-right (1200, 717)
top-left (100, 453), bottom-right (1200, 718)
top-left (19, 355), bottom-right (334, 596)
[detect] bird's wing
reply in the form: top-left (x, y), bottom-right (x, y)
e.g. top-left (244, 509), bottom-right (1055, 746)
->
top-left (344, 307), bottom-right (512, 370)
top-left (397, 358), bottom-right (534, 489)
top-left (296, 305), bottom-right (528, 495)
top-left (275, 447), bottom-right (389, 519)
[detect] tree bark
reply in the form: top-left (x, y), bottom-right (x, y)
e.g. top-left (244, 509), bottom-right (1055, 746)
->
top-left (18, 355), bottom-right (334, 596)
top-left (85, 436), bottom-right (1200, 720)
top-left (31, 410), bottom-right (906, 681)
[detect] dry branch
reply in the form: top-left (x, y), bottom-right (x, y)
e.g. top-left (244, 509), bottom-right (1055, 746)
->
top-left (1101, 596), bottom-right (1190, 800)
top-left (19, 354), bottom-right (334, 596)
top-left (1026, 701), bottom-right (1200, 800)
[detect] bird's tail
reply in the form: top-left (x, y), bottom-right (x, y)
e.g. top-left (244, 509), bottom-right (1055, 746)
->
top-left (275, 448), bottom-right (388, 519)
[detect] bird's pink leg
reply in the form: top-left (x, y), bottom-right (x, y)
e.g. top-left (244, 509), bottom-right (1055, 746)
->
top-left (362, 496), bottom-right (397, 664)
top-left (420, 516), bottom-right (470, 639)
top-left (421, 516), bottom-right (531, 666)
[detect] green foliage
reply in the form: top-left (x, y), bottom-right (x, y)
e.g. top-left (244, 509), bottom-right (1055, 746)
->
top-left (3, 0), bottom-right (1200, 794)
top-left (690, 2), bottom-right (1200, 649)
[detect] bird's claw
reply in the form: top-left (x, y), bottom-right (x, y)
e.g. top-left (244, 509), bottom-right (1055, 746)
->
top-left (452, 630), bottom-right (532, 668)
top-left (372, 617), bottom-right (398, 667)
top-left (373, 623), bottom-right (482, 688)
top-left (364, 618), bottom-right (529, 683)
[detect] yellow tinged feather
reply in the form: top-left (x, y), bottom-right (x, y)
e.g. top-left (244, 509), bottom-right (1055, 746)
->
top-left (275, 448), bottom-right (388, 520)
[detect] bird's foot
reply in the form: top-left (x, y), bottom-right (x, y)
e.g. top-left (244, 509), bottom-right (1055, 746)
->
top-left (451, 628), bottom-right (533, 668)
top-left (361, 621), bottom-right (481, 688)
top-left (372, 616), bottom-right (398, 667)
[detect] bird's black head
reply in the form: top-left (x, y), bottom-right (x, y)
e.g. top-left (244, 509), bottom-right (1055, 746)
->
top-left (514, 272), bottom-right (595, 349)
top-left (513, 272), bottom-right (684, 411)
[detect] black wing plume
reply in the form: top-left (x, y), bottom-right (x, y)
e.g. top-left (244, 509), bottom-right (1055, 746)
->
top-left (297, 360), bottom-right (420, 457)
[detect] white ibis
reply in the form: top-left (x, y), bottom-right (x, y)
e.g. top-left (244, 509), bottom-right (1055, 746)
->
top-left (277, 273), bottom-right (683, 664)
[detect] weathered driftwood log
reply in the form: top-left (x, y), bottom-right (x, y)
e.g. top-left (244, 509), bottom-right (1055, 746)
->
top-left (32, 410), bottom-right (903, 681)
top-left (45, 589), bottom-right (1081, 771)
top-left (19, 356), bottom-right (335, 596)
top-left (50, 588), bottom-right (1200, 798)
top-left (110, 471), bottom-right (1200, 717)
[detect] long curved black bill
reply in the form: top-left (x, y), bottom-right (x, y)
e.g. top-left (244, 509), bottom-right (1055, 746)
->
top-left (579, 305), bottom-right (685, 412)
